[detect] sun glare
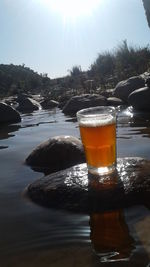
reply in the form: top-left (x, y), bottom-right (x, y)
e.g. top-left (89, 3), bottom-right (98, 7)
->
top-left (42, 0), bottom-right (101, 20)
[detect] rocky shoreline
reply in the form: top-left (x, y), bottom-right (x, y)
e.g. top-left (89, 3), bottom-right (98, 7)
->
top-left (1, 72), bottom-right (150, 124)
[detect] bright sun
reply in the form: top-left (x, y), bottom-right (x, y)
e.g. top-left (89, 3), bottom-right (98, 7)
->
top-left (42, 0), bottom-right (101, 20)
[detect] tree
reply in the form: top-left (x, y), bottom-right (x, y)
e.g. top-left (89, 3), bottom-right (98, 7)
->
top-left (69, 65), bottom-right (82, 76)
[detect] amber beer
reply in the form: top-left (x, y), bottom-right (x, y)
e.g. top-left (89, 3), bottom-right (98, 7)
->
top-left (77, 107), bottom-right (116, 174)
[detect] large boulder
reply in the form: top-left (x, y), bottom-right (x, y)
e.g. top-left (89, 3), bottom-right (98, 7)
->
top-left (63, 94), bottom-right (107, 115)
top-left (128, 86), bottom-right (150, 111)
top-left (25, 135), bottom-right (85, 174)
top-left (40, 99), bottom-right (59, 109)
top-left (114, 76), bottom-right (145, 103)
top-left (26, 157), bottom-right (150, 213)
top-left (0, 102), bottom-right (21, 123)
top-left (16, 95), bottom-right (41, 112)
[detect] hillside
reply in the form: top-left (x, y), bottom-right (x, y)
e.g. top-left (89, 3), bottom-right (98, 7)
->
top-left (0, 64), bottom-right (51, 97)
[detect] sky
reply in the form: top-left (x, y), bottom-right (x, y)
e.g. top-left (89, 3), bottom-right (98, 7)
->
top-left (0, 0), bottom-right (150, 78)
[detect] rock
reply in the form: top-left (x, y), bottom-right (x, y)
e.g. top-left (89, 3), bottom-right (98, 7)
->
top-left (128, 86), bottom-right (150, 111)
top-left (3, 95), bottom-right (18, 109)
top-left (62, 94), bottom-right (107, 115)
top-left (26, 157), bottom-right (150, 213)
top-left (58, 100), bottom-right (67, 109)
top-left (25, 135), bottom-right (85, 174)
top-left (100, 89), bottom-right (115, 98)
top-left (0, 123), bottom-right (20, 139)
top-left (0, 102), bottom-right (21, 123)
top-left (145, 77), bottom-right (150, 88)
top-left (16, 95), bottom-right (41, 112)
top-left (58, 95), bottom-right (72, 109)
top-left (30, 94), bottom-right (44, 102)
top-left (107, 97), bottom-right (124, 106)
top-left (140, 71), bottom-right (150, 81)
top-left (114, 76), bottom-right (145, 102)
top-left (40, 99), bottom-right (59, 109)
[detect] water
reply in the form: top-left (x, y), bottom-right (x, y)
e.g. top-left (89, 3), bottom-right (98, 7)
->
top-left (0, 107), bottom-right (150, 266)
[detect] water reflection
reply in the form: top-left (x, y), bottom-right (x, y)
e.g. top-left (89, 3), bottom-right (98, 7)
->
top-left (21, 109), bottom-right (58, 127)
top-left (128, 112), bottom-right (150, 138)
top-left (90, 210), bottom-right (134, 262)
top-left (88, 171), bottom-right (134, 262)
top-left (118, 107), bottom-right (150, 140)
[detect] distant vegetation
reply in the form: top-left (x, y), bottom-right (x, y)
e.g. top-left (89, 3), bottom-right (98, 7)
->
top-left (0, 64), bottom-right (51, 97)
top-left (0, 41), bottom-right (150, 100)
top-left (89, 40), bottom-right (150, 88)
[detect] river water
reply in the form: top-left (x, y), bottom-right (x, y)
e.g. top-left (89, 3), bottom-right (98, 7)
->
top-left (0, 107), bottom-right (150, 267)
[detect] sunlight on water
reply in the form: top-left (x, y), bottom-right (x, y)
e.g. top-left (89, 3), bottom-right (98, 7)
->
top-left (123, 106), bottom-right (134, 118)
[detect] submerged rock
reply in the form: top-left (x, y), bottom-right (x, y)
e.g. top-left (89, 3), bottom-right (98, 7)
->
top-left (26, 157), bottom-right (150, 213)
top-left (114, 76), bottom-right (145, 102)
top-left (0, 102), bottom-right (21, 123)
top-left (63, 94), bottom-right (107, 115)
top-left (25, 135), bottom-right (85, 174)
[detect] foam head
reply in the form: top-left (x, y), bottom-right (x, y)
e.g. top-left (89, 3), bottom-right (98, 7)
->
top-left (79, 113), bottom-right (115, 127)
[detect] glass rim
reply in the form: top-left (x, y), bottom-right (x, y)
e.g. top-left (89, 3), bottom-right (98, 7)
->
top-left (76, 106), bottom-right (116, 118)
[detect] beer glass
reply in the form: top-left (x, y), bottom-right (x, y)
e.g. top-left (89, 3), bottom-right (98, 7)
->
top-left (77, 106), bottom-right (116, 175)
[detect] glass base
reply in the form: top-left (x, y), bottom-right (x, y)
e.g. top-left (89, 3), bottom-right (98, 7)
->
top-left (95, 251), bottom-right (129, 263)
top-left (88, 163), bottom-right (116, 176)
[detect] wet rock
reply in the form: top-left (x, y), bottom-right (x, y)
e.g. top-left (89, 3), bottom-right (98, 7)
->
top-left (114, 76), bottom-right (145, 102)
top-left (40, 99), bottom-right (59, 109)
top-left (26, 157), bottom-right (150, 213)
top-left (25, 135), bottom-right (85, 174)
top-left (63, 94), bottom-right (107, 115)
top-left (107, 97), bottom-right (124, 106)
top-left (128, 86), bottom-right (150, 111)
top-left (0, 102), bottom-right (21, 123)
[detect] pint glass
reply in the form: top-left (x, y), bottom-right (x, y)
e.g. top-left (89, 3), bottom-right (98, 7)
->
top-left (77, 106), bottom-right (116, 174)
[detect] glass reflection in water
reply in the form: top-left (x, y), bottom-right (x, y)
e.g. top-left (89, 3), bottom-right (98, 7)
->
top-left (88, 171), bottom-right (134, 262)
